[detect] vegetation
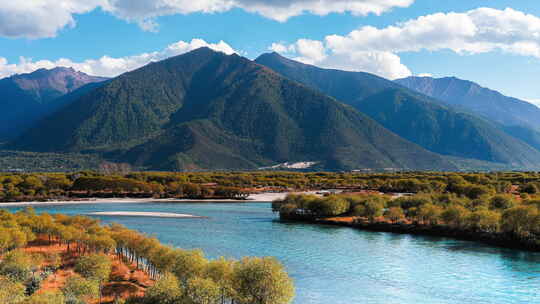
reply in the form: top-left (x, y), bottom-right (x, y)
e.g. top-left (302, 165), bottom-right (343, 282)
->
top-left (1, 170), bottom-right (540, 203)
top-left (0, 151), bottom-right (102, 173)
top-left (395, 76), bottom-right (540, 135)
top-left (256, 52), bottom-right (540, 168)
top-left (8, 48), bottom-right (455, 171)
top-left (0, 67), bottom-right (106, 141)
top-left (0, 209), bottom-right (295, 304)
top-left (273, 187), bottom-right (540, 250)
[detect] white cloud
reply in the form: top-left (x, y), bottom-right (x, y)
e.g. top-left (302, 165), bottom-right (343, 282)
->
top-left (0, 39), bottom-right (237, 78)
top-left (272, 40), bottom-right (412, 79)
top-left (524, 99), bottom-right (540, 108)
top-left (269, 43), bottom-right (295, 54)
top-left (293, 39), bottom-right (327, 64)
top-left (234, 0), bottom-right (414, 22)
top-left (324, 7), bottom-right (540, 57)
top-left (0, 0), bottom-right (105, 38)
top-left (0, 0), bottom-right (413, 38)
top-left (417, 73), bottom-right (433, 77)
top-left (269, 7), bottom-right (540, 79)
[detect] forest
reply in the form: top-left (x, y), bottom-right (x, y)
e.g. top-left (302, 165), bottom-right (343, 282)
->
top-left (0, 208), bottom-right (294, 304)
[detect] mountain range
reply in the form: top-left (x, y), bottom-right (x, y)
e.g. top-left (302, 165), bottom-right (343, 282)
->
top-left (0, 67), bottom-right (107, 140)
top-left (6, 48), bottom-right (455, 171)
top-left (1, 48), bottom-right (540, 171)
top-left (255, 53), bottom-right (540, 168)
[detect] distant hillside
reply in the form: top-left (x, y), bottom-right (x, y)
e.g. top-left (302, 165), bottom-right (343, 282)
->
top-left (10, 48), bottom-right (456, 171)
top-left (0, 67), bottom-right (107, 140)
top-left (256, 52), bottom-right (540, 168)
top-left (359, 89), bottom-right (540, 167)
top-left (395, 76), bottom-right (540, 131)
top-left (256, 52), bottom-right (401, 103)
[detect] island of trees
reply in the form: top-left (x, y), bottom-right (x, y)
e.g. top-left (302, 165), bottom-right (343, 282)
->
top-left (272, 174), bottom-right (540, 251)
top-left (0, 208), bottom-right (295, 304)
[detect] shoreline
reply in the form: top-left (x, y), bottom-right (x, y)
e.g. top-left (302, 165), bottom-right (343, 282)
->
top-left (0, 192), bottom-right (298, 207)
top-left (286, 217), bottom-right (540, 253)
top-left (88, 211), bottom-right (206, 218)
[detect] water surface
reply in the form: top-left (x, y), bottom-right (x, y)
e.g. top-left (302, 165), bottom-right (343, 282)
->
top-left (6, 202), bottom-right (540, 304)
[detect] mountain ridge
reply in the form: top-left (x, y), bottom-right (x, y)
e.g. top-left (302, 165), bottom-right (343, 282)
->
top-left (9, 48), bottom-right (457, 171)
top-left (395, 76), bottom-right (540, 131)
top-left (0, 67), bottom-right (108, 140)
top-left (256, 52), bottom-right (540, 168)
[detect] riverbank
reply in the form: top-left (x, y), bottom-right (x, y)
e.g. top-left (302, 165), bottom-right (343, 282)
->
top-left (293, 217), bottom-right (540, 252)
top-left (0, 192), bottom-right (298, 207)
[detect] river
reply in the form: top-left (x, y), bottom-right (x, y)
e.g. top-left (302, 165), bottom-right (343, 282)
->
top-left (5, 202), bottom-right (540, 304)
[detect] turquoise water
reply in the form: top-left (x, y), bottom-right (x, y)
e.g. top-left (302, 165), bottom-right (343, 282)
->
top-left (5, 202), bottom-right (540, 304)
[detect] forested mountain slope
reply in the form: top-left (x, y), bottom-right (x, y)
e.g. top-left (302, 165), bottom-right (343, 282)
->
top-left (395, 76), bottom-right (540, 131)
top-left (10, 48), bottom-right (456, 171)
top-left (0, 67), bottom-right (107, 140)
top-left (256, 52), bottom-right (540, 168)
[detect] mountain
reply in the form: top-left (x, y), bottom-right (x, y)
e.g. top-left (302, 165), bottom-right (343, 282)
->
top-left (9, 48), bottom-right (456, 171)
top-left (255, 52), bottom-right (402, 103)
top-left (255, 52), bottom-right (540, 168)
top-left (0, 67), bottom-right (108, 140)
top-left (394, 76), bottom-right (540, 131)
top-left (358, 89), bottom-right (540, 167)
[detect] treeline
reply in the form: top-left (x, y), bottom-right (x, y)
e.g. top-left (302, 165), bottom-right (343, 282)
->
top-left (273, 192), bottom-right (540, 250)
top-left (2, 171), bottom-right (540, 203)
top-left (0, 172), bottom-right (250, 202)
top-left (0, 209), bottom-right (295, 304)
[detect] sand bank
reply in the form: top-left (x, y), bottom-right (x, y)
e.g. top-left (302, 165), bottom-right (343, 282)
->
top-left (88, 211), bottom-right (204, 218)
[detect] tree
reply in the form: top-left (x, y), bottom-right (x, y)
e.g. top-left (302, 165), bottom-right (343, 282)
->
top-left (308, 196), bottom-right (350, 217)
top-left (441, 205), bottom-right (470, 228)
top-left (384, 207), bottom-right (405, 223)
top-left (489, 195), bottom-right (515, 210)
top-left (501, 206), bottom-right (538, 239)
top-left (0, 276), bottom-right (26, 304)
top-left (171, 249), bottom-right (208, 286)
top-left (521, 183), bottom-right (538, 194)
top-left (75, 254), bottom-right (112, 282)
top-left (417, 204), bottom-right (443, 225)
top-left (465, 210), bottom-right (500, 232)
top-left (62, 275), bottom-right (100, 304)
top-left (0, 250), bottom-right (34, 282)
top-left (74, 254), bottom-right (112, 303)
top-left (186, 277), bottom-right (221, 304)
top-left (464, 185), bottom-right (493, 200)
top-left (143, 273), bottom-right (182, 304)
top-left (233, 257), bottom-right (294, 304)
top-left (205, 257), bottom-right (236, 303)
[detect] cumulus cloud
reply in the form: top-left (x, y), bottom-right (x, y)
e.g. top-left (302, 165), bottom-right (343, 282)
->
top-left (0, 39), bottom-right (237, 78)
top-left (0, 0), bottom-right (412, 38)
top-left (233, 0), bottom-right (414, 22)
top-left (325, 7), bottom-right (540, 57)
top-left (0, 0), bottom-right (105, 38)
top-left (271, 39), bottom-right (412, 79)
top-left (270, 7), bottom-right (540, 79)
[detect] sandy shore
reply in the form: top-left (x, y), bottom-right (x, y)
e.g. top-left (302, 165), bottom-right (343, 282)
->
top-left (88, 211), bottom-right (204, 218)
top-left (0, 192), bottom-right (299, 207)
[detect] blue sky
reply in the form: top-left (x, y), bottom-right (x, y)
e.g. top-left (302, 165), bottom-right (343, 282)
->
top-left (1, 0), bottom-right (540, 104)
